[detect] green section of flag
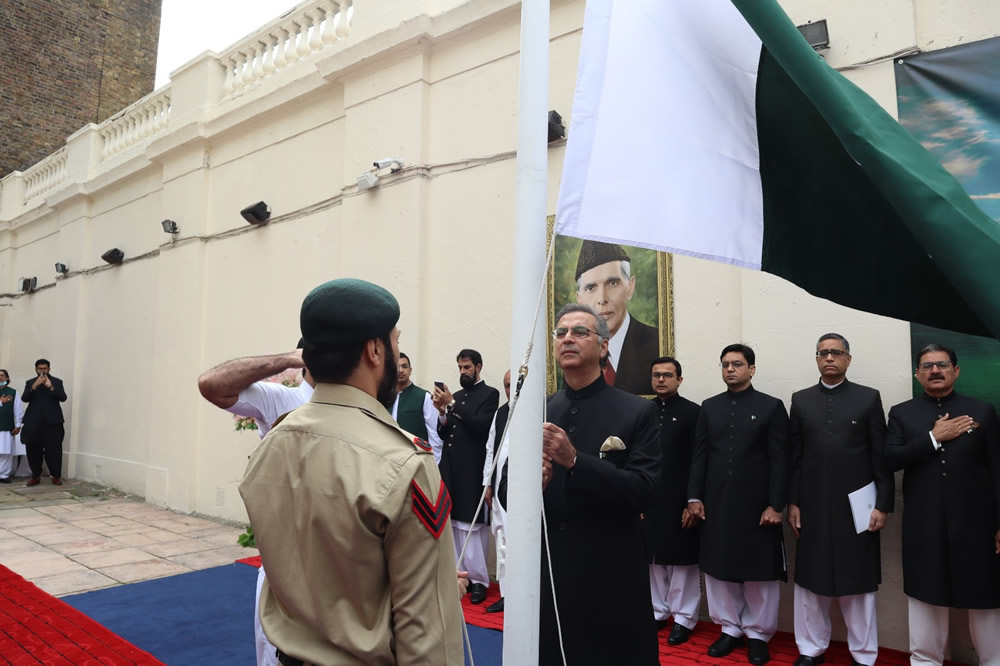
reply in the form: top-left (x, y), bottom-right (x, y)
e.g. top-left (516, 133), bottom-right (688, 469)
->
top-left (733, 0), bottom-right (1000, 339)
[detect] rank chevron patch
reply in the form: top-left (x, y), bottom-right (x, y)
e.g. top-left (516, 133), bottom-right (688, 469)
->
top-left (410, 479), bottom-right (451, 539)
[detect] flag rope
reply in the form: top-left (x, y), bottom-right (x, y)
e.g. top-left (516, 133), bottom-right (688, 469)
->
top-left (455, 228), bottom-right (569, 665)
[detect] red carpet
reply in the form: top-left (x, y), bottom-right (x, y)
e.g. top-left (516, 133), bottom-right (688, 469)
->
top-left (461, 583), bottom-right (917, 665)
top-left (0, 563), bottom-right (163, 665)
top-left (236, 555), bottom-right (262, 567)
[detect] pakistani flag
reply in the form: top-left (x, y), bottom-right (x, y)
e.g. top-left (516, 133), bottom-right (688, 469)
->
top-left (555, 0), bottom-right (1000, 339)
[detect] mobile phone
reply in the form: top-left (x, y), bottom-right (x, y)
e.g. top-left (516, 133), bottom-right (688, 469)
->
top-left (434, 381), bottom-right (445, 390)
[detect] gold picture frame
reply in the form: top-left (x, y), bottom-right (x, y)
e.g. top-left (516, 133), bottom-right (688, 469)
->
top-left (546, 215), bottom-right (674, 396)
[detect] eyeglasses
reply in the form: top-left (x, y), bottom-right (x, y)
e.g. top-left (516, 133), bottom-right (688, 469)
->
top-left (816, 349), bottom-right (848, 358)
top-left (553, 326), bottom-right (599, 340)
top-left (919, 360), bottom-right (953, 370)
top-left (651, 372), bottom-right (675, 379)
top-left (720, 361), bottom-right (745, 369)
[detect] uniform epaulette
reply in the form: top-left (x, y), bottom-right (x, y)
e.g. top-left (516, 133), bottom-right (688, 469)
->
top-left (399, 428), bottom-right (432, 453)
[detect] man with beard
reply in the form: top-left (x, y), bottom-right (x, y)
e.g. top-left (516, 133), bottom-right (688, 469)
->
top-left (531, 303), bottom-right (661, 665)
top-left (433, 349), bottom-right (500, 604)
top-left (787, 334), bottom-right (893, 666)
top-left (689, 344), bottom-right (789, 665)
top-left (240, 279), bottom-right (465, 665)
top-left (481, 369), bottom-right (511, 613)
top-left (391, 352), bottom-right (444, 462)
top-left (574, 240), bottom-right (659, 395)
top-left (645, 356), bottom-right (702, 646)
top-left (885, 343), bottom-right (1000, 666)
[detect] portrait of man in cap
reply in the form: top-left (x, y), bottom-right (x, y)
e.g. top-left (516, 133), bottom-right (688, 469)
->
top-left (571, 239), bottom-right (662, 395)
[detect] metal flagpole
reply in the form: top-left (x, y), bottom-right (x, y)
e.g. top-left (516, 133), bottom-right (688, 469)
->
top-left (502, 0), bottom-right (549, 664)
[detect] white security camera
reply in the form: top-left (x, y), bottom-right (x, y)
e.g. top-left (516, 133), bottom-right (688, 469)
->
top-left (373, 158), bottom-right (403, 172)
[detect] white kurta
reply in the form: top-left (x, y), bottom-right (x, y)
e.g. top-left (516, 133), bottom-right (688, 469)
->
top-left (0, 397), bottom-right (25, 455)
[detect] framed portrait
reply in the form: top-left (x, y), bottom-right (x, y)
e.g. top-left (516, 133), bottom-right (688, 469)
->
top-left (547, 215), bottom-right (674, 397)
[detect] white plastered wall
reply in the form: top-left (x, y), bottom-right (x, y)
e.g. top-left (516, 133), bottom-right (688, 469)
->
top-left (0, 0), bottom-right (997, 654)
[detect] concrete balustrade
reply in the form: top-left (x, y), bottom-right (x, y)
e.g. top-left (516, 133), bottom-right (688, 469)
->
top-left (220, 0), bottom-right (351, 99)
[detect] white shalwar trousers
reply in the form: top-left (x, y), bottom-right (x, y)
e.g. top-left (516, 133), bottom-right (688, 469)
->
top-left (255, 567), bottom-right (278, 666)
top-left (491, 495), bottom-right (507, 596)
top-left (794, 584), bottom-right (877, 664)
top-left (705, 574), bottom-right (780, 641)
top-left (452, 521), bottom-right (490, 587)
top-left (0, 453), bottom-right (12, 478)
top-left (908, 596), bottom-right (1000, 666)
top-left (649, 563), bottom-right (701, 629)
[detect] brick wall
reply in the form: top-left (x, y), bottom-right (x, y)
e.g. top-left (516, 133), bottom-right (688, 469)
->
top-left (0, 0), bottom-right (162, 178)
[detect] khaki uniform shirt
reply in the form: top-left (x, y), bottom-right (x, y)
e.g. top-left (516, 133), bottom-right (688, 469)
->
top-left (239, 383), bottom-right (464, 665)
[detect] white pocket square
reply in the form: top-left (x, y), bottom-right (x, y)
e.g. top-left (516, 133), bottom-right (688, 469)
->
top-left (599, 436), bottom-right (626, 458)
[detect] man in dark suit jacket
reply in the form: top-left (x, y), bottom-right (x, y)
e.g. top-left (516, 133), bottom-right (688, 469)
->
top-left (21, 358), bottom-right (67, 486)
top-left (432, 349), bottom-right (500, 605)
top-left (574, 240), bottom-right (659, 395)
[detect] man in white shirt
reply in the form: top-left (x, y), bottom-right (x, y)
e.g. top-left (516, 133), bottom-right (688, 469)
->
top-left (198, 342), bottom-right (315, 666)
top-left (481, 369), bottom-right (511, 612)
top-left (390, 353), bottom-right (444, 462)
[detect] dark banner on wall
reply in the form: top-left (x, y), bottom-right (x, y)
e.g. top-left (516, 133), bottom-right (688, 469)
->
top-left (895, 37), bottom-right (1000, 409)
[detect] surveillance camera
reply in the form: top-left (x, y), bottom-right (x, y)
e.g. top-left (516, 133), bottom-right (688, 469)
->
top-left (373, 158), bottom-right (403, 172)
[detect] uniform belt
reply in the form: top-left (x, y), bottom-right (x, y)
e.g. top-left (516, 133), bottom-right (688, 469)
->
top-left (276, 650), bottom-right (308, 666)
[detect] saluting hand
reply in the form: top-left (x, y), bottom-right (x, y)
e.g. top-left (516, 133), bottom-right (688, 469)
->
top-left (787, 504), bottom-right (802, 538)
top-left (931, 413), bottom-right (976, 443)
top-left (541, 423), bottom-right (576, 469)
top-left (759, 506), bottom-right (782, 526)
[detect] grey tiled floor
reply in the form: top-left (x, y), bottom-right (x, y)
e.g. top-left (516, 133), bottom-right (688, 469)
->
top-left (0, 477), bottom-right (257, 597)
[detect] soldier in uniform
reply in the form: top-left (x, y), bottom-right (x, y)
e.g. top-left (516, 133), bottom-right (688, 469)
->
top-left (645, 356), bottom-right (702, 646)
top-left (534, 303), bottom-right (661, 665)
top-left (885, 343), bottom-right (1000, 666)
top-left (689, 343), bottom-right (789, 665)
top-left (239, 278), bottom-right (465, 665)
top-left (432, 349), bottom-right (500, 604)
top-left (787, 334), bottom-right (893, 666)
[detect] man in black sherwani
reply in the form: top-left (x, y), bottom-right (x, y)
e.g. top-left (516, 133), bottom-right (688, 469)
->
top-left (644, 355), bottom-right (702, 646)
top-left (787, 333), bottom-right (893, 666)
top-left (433, 349), bottom-right (500, 605)
top-left (885, 343), bottom-right (1000, 666)
top-left (534, 303), bottom-right (661, 665)
top-left (689, 344), bottom-right (788, 665)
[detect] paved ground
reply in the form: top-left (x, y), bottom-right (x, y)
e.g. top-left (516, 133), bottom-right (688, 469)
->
top-left (0, 476), bottom-right (257, 597)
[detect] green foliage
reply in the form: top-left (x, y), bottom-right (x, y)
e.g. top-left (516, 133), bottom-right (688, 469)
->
top-left (237, 525), bottom-right (256, 548)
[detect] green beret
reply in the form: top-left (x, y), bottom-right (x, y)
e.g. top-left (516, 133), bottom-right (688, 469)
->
top-left (575, 240), bottom-right (631, 281)
top-left (300, 278), bottom-right (400, 346)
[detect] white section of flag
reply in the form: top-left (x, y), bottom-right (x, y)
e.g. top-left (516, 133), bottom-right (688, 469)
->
top-left (555, 0), bottom-right (766, 269)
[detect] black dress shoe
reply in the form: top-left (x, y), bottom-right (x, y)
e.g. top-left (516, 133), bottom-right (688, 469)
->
top-left (747, 638), bottom-right (770, 665)
top-left (485, 597), bottom-right (504, 613)
top-left (794, 655), bottom-right (825, 666)
top-left (667, 623), bottom-right (693, 646)
top-left (707, 633), bottom-right (745, 657)
top-left (468, 583), bottom-right (488, 604)
top-left (0, 477), bottom-right (11, 484)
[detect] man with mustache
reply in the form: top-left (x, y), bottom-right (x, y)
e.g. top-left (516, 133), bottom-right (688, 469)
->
top-left (392, 352), bottom-right (444, 462)
top-left (433, 349), bottom-right (500, 604)
top-left (885, 343), bottom-right (1000, 666)
top-left (787, 334), bottom-right (893, 666)
top-left (240, 279), bottom-right (465, 665)
top-left (574, 240), bottom-right (659, 395)
top-left (688, 344), bottom-right (789, 665)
